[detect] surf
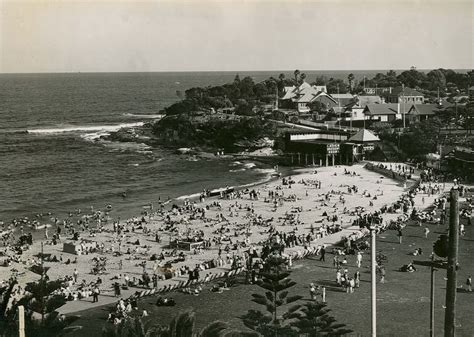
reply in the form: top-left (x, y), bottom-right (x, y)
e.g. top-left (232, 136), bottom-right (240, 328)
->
top-left (26, 122), bottom-right (144, 135)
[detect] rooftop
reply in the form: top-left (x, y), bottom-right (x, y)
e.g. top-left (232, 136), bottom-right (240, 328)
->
top-left (364, 103), bottom-right (399, 115)
top-left (389, 86), bottom-right (424, 97)
top-left (408, 104), bottom-right (446, 116)
top-left (348, 129), bottom-right (380, 142)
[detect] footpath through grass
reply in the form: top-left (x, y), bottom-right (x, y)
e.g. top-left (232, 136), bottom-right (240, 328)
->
top-left (67, 193), bottom-right (474, 337)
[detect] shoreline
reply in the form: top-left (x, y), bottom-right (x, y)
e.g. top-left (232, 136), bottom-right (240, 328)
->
top-left (0, 151), bottom-right (283, 233)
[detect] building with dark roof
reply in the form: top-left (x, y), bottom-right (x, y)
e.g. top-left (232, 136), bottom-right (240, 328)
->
top-left (363, 103), bottom-right (400, 122)
top-left (383, 86), bottom-right (424, 104)
top-left (280, 82), bottom-right (335, 113)
top-left (406, 102), bottom-right (455, 123)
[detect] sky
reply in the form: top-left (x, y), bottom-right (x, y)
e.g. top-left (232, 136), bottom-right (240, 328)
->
top-left (0, 0), bottom-right (472, 73)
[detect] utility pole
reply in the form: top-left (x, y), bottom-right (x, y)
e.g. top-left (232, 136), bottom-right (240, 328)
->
top-left (444, 189), bottom-right (459, 337)
top-left (370, 225), bottom-right (377, 337)
top-left (402, 84), bottom-right (406, 129)
top-left (275, 83), bottom-right (279, 111)
top-left (18, 305), bottom-right (25, 337)
top-left (430, 254), bottom-right (436, 337)
top-left (41, 241), bottom-right (45, 324)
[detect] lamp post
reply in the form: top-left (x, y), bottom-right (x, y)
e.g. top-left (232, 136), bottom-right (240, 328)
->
top-left (430, 254), bottom-right (436, 337)
top-left (444, 189), bottom-right (459, 337)
top-left (370, 225), bottom-right (377, 337)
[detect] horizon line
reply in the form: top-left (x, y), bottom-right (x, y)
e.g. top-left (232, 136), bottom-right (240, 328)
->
top-left (1, 67), bottom-right (472, 76)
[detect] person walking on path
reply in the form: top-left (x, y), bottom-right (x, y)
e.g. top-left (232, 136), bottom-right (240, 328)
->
top-left (397, 229), bottom-right (403, 244)
top-left (319, 246), bottom-right (326, 262)
top-left (354, 271), bottom-right (360, 288)
top-left (424, 227), bottom-right (430, 238)
top-left (92, 286), bottom-right (100, 303)
top-left (114, 282), bottom-right (121, 297)
top-left (467, 275), bottom-right (472, 292)
top-left (379, 266), bottom-right (386, 283)
top-left (309, 283), bottom-right (317, 300)
top-left (356, 252), bottom-right (362, 268)
top-left (336, 269), bottom-right (342, 286)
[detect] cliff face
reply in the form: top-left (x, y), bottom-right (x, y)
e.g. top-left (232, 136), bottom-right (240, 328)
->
top-left (151, 114), bottom-right (278, 152)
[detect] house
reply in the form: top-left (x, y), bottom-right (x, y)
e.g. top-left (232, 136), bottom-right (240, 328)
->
top-left (309, 93), bottom-right (340, 111)
top-left (331, 93), bottom-right (355, 107)
top-left (348, 128), bottom-right (380, 143)
top-left (383, 87), bottom-right (424, 104)
top-left (341, 95), bottom-right (384, 122)
top-left (341, 129), bottom-right (381, 162)
top-left (280, 82), bottom-right (335, 113)
top-left (363, 104), bottom-right (401, 122)
top-left (406, 104), bottom-right (445, 123)
top-left (355, 95), bottom-right (384, 106)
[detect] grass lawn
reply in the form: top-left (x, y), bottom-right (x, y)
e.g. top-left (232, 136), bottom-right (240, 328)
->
top-left (66, 194), bottom-right (474, 337)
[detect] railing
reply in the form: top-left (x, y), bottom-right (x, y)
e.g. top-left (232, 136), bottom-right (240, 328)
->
top-left (289, 133), bottom-right (348, 142)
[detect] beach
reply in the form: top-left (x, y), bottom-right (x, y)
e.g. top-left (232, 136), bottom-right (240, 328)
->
top-left (1, 161), bottom-right (446, 316)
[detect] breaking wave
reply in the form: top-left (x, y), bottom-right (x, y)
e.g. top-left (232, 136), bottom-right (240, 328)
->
top-left (27, 122), bottom-right (144, 135)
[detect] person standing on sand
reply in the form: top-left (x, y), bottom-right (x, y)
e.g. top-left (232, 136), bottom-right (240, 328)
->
top-left (397, 229), bottom-right (403, 244)
top-left (73, 268), bottom-right (78, 283)
top-left (466, 276), bottom-right (472, 292)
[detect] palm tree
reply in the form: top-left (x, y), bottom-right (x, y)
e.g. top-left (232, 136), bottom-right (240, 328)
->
top-left (348, 73), bottom-right (355, 92)
top-left (293, 70), bottom-right (300, 85)
top-left (300, 73), bottom-right (307, 84)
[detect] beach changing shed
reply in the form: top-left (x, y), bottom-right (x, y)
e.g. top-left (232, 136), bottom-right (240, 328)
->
top-left (342, 129), bottom-right (380, 162)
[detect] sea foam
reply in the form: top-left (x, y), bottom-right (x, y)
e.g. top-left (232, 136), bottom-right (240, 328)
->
top-left (27, 122), bottom-right (144, 135)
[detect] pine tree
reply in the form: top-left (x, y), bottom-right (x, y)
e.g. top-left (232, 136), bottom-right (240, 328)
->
top-left (241, 255), bottom-right (302, 337)
top-left (291, 302), bottom-right (353, 336)
top-left (102, 310), bottom-right (241, 337)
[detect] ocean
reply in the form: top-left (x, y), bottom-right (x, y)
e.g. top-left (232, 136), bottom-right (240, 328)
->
top-left (0, 70), bottom-right (397, 224)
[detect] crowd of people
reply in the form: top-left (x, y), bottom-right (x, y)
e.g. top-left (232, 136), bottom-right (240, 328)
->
top-left (1, 162), bottom-right (472, 324)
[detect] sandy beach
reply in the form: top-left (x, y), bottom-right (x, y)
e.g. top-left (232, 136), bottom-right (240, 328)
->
top-left (0, 162), bottom-right (448, 315)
